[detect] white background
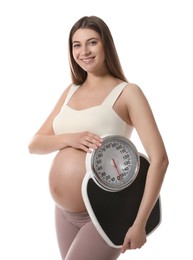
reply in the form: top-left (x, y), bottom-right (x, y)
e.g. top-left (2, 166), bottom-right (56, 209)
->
top-left (0, 0), bottom-right (192, 259)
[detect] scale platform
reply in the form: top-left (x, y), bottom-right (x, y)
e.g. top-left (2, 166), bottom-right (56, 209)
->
top-left (82, 155), bottom-right (161, 248)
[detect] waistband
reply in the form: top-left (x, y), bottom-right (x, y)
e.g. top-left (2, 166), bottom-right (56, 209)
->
top-left (63, 209), bottom-right (90, 220)
top-left (57, 206), bottom-right (91, 228)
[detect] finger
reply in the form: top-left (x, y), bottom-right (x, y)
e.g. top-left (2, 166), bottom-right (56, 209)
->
top-left (79, 145), bottom-right (91, 153)
top-left (83, 135), bottom-right (102, 148)
top-left (121, 240), bottom-right (131, 253)
top-left (85, 131), bottom-right (102, 140)
top-left (88, 141), bottom-right (98, 149)
top-left (87, 133), bottom-right (103, 143)
top-left (78, 139), bottom-right (97, 153)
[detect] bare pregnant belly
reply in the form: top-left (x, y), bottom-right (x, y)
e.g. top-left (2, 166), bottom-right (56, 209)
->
top-left (49, 148), bottom-right (87, 212)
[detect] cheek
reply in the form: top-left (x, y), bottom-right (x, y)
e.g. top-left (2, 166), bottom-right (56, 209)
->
top-left (72, 50), bottom-right (80, 64)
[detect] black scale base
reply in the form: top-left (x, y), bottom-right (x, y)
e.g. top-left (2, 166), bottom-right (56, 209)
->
top-left (87, 155), bottom-right (161, 246)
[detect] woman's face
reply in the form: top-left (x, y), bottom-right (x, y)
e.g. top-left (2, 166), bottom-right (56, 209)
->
top-left (72, 28), bottom-right (106, 74)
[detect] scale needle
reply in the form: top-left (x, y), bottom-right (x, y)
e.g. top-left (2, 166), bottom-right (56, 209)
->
top-left (112, 158), bottom-right (121, 177)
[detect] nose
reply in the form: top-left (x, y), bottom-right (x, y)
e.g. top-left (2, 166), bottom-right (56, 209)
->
top-left (81, 44), bottom-right (90, 56)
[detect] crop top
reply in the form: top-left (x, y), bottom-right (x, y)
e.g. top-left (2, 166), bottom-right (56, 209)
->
top-left (53, 82), bottom-right (133, 138)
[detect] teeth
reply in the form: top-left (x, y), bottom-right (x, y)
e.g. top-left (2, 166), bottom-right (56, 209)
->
top-left (82, 57), bottom-right (93, 62)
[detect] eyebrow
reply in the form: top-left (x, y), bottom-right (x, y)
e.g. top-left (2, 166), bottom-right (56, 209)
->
top-left (72, 37), bottom-right (99, 44)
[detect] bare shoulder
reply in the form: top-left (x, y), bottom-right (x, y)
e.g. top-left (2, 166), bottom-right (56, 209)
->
top-left (33, 83), bottom-right (74, 134)
top-left (124, 82), bottom-right (143, 94)
top-left (61, 83), bottom-right (74, 98)
top-left (56, 83), bottom-right (74, 105)
top-left (121, 82), bottom-right (151, 114)
top-left (123, 82), bottom-right (146, 101)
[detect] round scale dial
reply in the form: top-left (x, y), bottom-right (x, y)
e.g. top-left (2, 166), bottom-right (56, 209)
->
top-left (91, 135), bottom-right (140, 191)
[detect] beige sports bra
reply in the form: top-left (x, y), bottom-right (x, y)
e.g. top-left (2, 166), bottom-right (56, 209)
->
top-left (53, 82), bottom-right (133, 138)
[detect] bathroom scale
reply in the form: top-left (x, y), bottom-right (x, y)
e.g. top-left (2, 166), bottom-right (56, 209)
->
top-left (82, 135), bottom-right (161, 248)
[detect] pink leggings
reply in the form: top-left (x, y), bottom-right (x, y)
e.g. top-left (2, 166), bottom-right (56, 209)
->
top-left (55, 205), bottom-right (121, 260)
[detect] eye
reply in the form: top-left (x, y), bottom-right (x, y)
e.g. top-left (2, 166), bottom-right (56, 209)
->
top-left (89, 40), bottom-right (97, 46)
top-left (73, 43), bottom-right (81, 48)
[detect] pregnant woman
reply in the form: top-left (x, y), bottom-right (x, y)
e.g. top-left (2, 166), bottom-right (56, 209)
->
top-left (28, 16), bottom-right (168, 260)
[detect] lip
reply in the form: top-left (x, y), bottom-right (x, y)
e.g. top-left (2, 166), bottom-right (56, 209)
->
top-left (81, 57), bottom-right (95, 64)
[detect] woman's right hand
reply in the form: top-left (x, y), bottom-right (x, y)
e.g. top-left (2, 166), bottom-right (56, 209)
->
top-left (28, 131), bottom-right (103, 155)
top-left (67, 131), bottom-right (103, 153)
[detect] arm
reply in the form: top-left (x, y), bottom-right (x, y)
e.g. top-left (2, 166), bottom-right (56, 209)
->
top-left (121, 84), bottom-right (169, 252)
top-left (28, 85), bottom-right (71, 154)
top-left (28, 85), bottom-right (102, 155)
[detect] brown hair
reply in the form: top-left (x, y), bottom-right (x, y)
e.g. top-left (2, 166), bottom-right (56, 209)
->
top-left (68, 16), bottom-right (128, 85)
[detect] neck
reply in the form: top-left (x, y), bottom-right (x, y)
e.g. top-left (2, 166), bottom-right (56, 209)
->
top-left (84, 74), bottom-right (115, 88)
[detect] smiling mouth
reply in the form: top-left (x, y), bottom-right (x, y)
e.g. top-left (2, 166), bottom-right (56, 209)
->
top-left (81, 57), bottom-right (95, 63)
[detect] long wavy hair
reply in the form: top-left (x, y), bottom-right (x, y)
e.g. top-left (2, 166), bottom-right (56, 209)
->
top-left (68, 16), bottom-right (128, 85)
